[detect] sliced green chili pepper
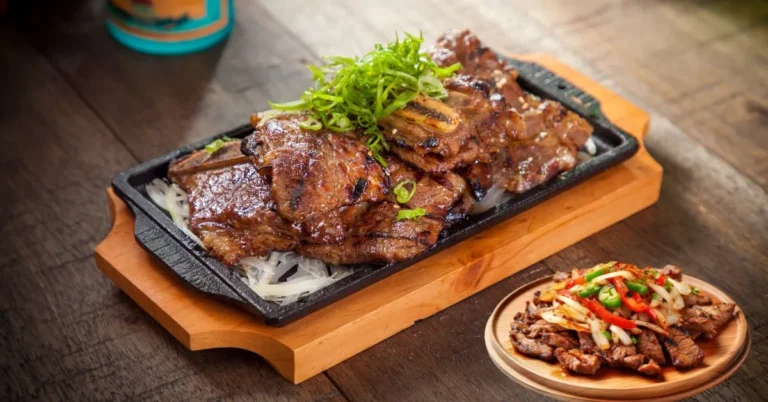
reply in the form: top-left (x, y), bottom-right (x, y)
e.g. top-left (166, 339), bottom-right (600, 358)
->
top-left (602, 330), bottom-right (612, 341)
top-left (652, 293), bottom-right (660, 300)
top-left (576, 283), bottom-right (602, 298)
top-left (585, 266), bottom-right (609, 282)
top-left (664, 279), bottom-right (672, 292)
top-left (691, 286), bottom-right (700, 295)
top-left (626, 280), bottom-right (648, 295)
top-left (599, 284), bottom-right (622, 309)
top-left (631, 335), bottom-right (638, 344)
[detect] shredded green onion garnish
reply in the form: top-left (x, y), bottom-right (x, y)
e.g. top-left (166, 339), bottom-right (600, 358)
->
top-left (397, 207), bottom-right (426, 221)
top-left (393, 179), bottom-right (417, 204)
top-left (205, 136), bottom-right (233, 153)
top-left (268, 32), bottom-right (461, 166)
top-left (691, 286), bottom-right (700, 295)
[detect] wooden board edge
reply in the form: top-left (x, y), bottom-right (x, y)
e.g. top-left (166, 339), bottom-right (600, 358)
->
top-left (94, 190), bottom-right (302, 382)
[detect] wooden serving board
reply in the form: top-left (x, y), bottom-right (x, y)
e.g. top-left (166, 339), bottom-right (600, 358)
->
top-left (485, 275), bottom-right (750, 401)
top-left (94, 54), bottom-right (663, 384)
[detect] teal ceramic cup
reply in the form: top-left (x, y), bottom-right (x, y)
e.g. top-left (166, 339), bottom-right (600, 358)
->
top-left (106, 0), bottom-right (234, 55)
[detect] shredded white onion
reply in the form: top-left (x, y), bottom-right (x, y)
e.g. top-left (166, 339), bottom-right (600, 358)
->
top-left (634, 320), bottom-right (669, 337)
top-left (609, 324), bottom-right (633, 346)
top-left (583, 137), bottom-right (597, 155)
top-left (591, 270), bottom-right (636, 284)
top-left (557, 295), bottom-right (590, 316)
top-left (668, 278), bottom-right (692, 296)
top-left (540, 310), bottom-right (589, 332)
top-left (589, 318), bottom-right (610, 350)
top-left (146, 178), bottom-right (352, 306)
top-left (559, 304), bottom-right (588, 323)
top-left (471, 184), bottom-right (512, 215)
top-left (648, 283), bottom-right (675, 306)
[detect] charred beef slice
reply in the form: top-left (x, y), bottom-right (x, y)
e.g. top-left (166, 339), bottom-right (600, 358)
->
top-left (681, 303), bottom-right (736, 340)
top-left (555, 348), bottom-right (601, 375)
top-left (511, 332), bottom-right (554, 361)
top-left (662, 326), bottom-right (705, 369)
top-left (539, 332), bottom-right (580, 350)
top-left (637, 329), bottom-right (667, 365)
top-left (637, 360), bottom-right (663, 377)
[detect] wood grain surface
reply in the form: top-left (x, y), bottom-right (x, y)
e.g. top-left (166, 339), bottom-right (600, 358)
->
top-left (2, 0), bottom-right (768, 401)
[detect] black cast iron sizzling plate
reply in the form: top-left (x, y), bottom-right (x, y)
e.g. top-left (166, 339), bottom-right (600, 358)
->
top-left (111, 57), bottom-right (639, 326)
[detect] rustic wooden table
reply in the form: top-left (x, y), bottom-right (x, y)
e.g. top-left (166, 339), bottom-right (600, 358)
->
top-left (2, 1), bottom-right (767, 401)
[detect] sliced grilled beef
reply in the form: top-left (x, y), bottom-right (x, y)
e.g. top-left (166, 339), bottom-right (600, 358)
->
top-left (431, 29), bottom-right (528, 111)
top-left (539, 332), bottom-right (580, 350)
top-left (297, 202), bottom-right (443, 264)
top-left (511, 332), bottom-right (554, 361)
top-left (637, 360), bottom-right (663, 377)
top-left (662, 326), bottom-right (705, 369)
top-left (681, 303), bottom-right (736, 340)
top-left (637, 329), bottom-right (667, 365)
top-left (389, 135), bottom-right (484, 173)
top-left (555, 348), bottom-right (601, 375)
top-left (528, 320), bottom-right (568, 338)
top-left (383, 155), bottom-right (468, 219)
top-left (660, 265), bottom-right (683, 281)
top-left (683, 293), bottom-right (713, 307)
top-left (243, 115), bottom-right (388, 222)
top-left (171, 154), bottom-right (299, 266)
top-left (605, 345), bottom-right (644, 371)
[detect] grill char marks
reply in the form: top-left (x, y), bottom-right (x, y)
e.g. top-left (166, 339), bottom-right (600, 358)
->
top-left (242, 115), bottom-right (388, 223)
top-left (662, 326), bottom-right (705, 369)
top-left (170, 143), bottom-right (299, 266)
top-left (429, 29), bottom-right (593, 198)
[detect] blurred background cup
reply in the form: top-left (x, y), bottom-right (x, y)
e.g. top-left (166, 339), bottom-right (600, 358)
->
top-left (106, 0), bottom-right (234, 55)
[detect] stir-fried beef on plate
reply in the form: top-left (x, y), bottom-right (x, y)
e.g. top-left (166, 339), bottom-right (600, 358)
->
top-left (508, 263), bottom-right (738, 378)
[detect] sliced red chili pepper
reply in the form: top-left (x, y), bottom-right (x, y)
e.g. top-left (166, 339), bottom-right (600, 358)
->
top-left (565, 276), bottom-right (586, 289)
top-left (578, 297), bottom-right (637, 329)
top-left (612, 278), bottom-right (651, 313)
top-left (656, 273), bottom-right (667, 286)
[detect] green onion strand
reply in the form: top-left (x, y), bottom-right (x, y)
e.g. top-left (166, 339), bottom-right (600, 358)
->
top-left (268, 32), bottom-right (461, 165)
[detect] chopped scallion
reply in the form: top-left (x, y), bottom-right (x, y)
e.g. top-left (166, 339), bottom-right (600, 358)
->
top-left (269, 32), bottom-right (461, 165)
top-left (204, 136), bottom-right (233, 153)
top-left (393, 180), bottom-right (417, 204)
top-left (396, 207), bottom-right (426, 221)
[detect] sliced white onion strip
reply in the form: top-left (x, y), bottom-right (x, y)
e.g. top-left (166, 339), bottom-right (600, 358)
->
top-left (589, 318), bottom-right (610, 350)
top-left (634, 320), bottom-right (669, 337)
top-left (559, 304), bottom-right (588, 323)
top-left (556, 295), bottom-right (591, 316)
top-left (584, 137), bottom-right (597, 155)
top-left (609, 324), bottom-right (633, 346)
top-left (471, 184), bottom-right (511, 215)
top-left (590, 270), bottom-right (636, 284)
top-left (668, 277), bottom-right (692, 296)
top-left (668, 285), bottom-right (685, 310)
top-left (666, 311), bottom-right (680, 325)
top-left (540, 310), bottom-right (590, 332)
top-left (648, 283), bottom-right (675, 306)
top-left (650, 296), bottom-right (661, 308)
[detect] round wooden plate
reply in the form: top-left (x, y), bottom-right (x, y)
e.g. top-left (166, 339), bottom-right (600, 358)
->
top-left (485, 275), bottom-right (750, 401)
